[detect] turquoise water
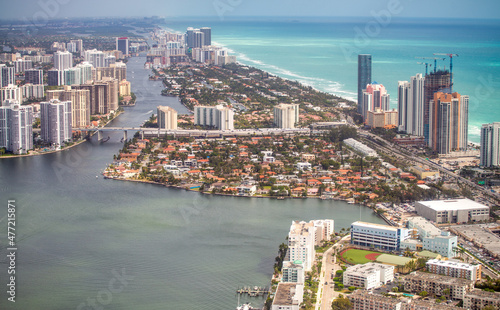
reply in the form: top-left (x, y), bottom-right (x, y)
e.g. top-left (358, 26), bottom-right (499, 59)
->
top-left (163, 17), bottom-right (500, 142)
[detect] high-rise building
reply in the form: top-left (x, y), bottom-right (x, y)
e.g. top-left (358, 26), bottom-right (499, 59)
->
top-left (70, 39), bottom-right (83, 56)
top-left (157, 106), bottom-right (178, 130)
top-left (14, 59), bottom-right (32, 73)
top-left (40, 99), bottom-right (72, 147)
top-left (47, 86), bottom-right (90, 128)
top-left (0, 100), bottom-right (33, 154)
top-left (84, 49), bottom-right (105, 68)
top-left (357, 54), bottom-right (372, 115)
top-left (48, 69), bottom-right (65, 86)
top-left (398, 73), bottom-right (425, 136)
top-left (73, 82), bottom-right (111, 115)
top-left (274, 103), bottom-right (299, 129)
top-left (193, 31), bottom-right (205, 49)
top-left (0, 64), bottom-right (15, 87)
top-left (362, 83), bottom-right (389, 120)
top-left (480, 122), bottom-right (500, 167)
top-left (429, 92), bottom-right (468, 154)
top-left (186, 27), bottom-right (195, 48)
top-left (24, 69), bottom-right (43, 85)
top-left (92, 62), bottom-right (127, 81)
top-left (116, 37), bottom-right (129, 56)
top-left (119, 80), bottom-right (131, 96)
top-left (367, 108), bottom-right (398, 128)
top-left (194, 105), bottom-right (234, 130)
top-left (53, 51), bottom-right (73, 70)
top-left (200, 27), bottom-right (211, 46)
top-left (104, 55), bottom-right (116, 67)
top-left (424, 70), bottom-right (451, 144)
top-left (0, 84), bottom-right (22, 104)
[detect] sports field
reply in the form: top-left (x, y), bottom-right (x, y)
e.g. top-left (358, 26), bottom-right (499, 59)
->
top-left (340, 249), bottom-right (381, 264)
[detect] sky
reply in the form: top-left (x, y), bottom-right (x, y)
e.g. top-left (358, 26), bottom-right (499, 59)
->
top-left (0, 0), bottom-right (500, 21)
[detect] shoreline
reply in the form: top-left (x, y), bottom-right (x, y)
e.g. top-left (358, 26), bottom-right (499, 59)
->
top-left (0, 110), bottom-right (124, 159)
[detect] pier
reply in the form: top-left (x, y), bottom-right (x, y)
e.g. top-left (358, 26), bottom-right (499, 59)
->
top-left (236, 286), bottom-right (269, 297)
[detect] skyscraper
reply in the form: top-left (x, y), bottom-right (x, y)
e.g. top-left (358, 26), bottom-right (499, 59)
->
top-left (0, 84), bottom-right (22, 104)
top-left (200, 27), bottom-right (212, 46)
top-left (0, 100), bottom-right (33, 154)
top-left (0, 64), bottom-right (15, 87)
top-left (429, 92), bottom-right (468, 154)
top-left (186, 27), bottom-right (195, 48)
top-left (24, 69), bottom-right (43, 85)
top-left (398, 74), bottom-right (425, 136)
top-left (48, 69), bottom-right (65, 86)
top-left (84, 49), bottom-right (105, 68)
top-left (40, 99), bottom-right (72, 147)
top-left (273, 103), bottom-right (299, 129)
top-left (116, 37), bottom-right (129, 56)
top-left (47, 87), bottom-right (90, 128)
top-left (194, 105), bottom-right (235, 130)
top-left (70, 39), bottom-right (83, 56)
top-left (193, 31), bottom-right (205, 49)
top-left (53, 51), bottom-right (73, 70)
top-left (424, 70), bottom-right (451, 145)
top-left (480, 122), bottom-right (500, 167)
top-left (362, 83), bottom-right (389, 120)
top-left (358, 54), bottom-right (372, 115)
top-left (157, 106), bottom-right (178, 130)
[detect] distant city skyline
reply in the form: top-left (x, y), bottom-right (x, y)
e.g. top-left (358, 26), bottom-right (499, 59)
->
top-left (1, 0), bottom-right (500, 20)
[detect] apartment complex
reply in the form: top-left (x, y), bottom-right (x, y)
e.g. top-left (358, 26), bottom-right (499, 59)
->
top-left (362, 83), bottom-right (390, 119)
top-left (480, 122), bottom-right (500, 167)
top-left (349, 290), bottom-right (463, 310)
top-left (40, 100), bottom-right (72, 147)
top-left (287, 220), bottom-right (334, 271)
top-left (343, 262), bottom-right (394, 290)
top-left (367, 108), bottom-right (398, 128)
top-left (429, 92), bottom-right (469, 154)
top-left (273, 103), bottom-right (299, 129)
top-left (426, 259), bottom-right (481, 282)
top-left (415, 199), bottom-right (489, 224)
top-left (194, 105), bottom-right (234, 130)
top-left (157, 106), bottom-right (178, 130)
top-left (271, 283), bottom-right (303, 310)
top-left (423, 70), bottom-right (451, 145)
top-left (351, 221), bottom-right (409, 251)
top-left (0, 100), bottom-right (33, 154)
top-left (463, 289), bottom-right (500, 310)
top-left (403, 272), bottom-right (474, 300)
top-left (47, 87), bottom-right (91, 128)
top-left (281, 260), bottom-right (305, 283)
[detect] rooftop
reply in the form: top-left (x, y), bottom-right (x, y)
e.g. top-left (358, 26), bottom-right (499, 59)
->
top-left (416, 199), bottom-right (489, 211)
top-left (272, 283), bottom-right (303, 306)
top-left (352, 221), bottom-right (399, 231)
top-left (427, 259), bottom-right (479, 270)
top-left (405, 271), bottom-right (474, 286)
top-left (407, 216), bottom-right (442, 236)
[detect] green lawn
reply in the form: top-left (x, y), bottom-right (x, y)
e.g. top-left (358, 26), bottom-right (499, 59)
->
top-left (341, 249), bottom-right (381, 264)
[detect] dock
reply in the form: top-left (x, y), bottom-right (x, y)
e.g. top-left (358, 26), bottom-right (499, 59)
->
top-left (236, 286), bottom-right (269, 297)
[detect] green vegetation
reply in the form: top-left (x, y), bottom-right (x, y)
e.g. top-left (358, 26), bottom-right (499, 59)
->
top-left (331, 294), bottom-right (352, 310)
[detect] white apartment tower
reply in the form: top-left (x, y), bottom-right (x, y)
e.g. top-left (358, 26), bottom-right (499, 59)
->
top-left (157, 106), bottom-right (178, 130)
top-left (53, 51), bottom-right (73, 70)
top-left (274, 103), bottom-right (299, 129)
top-left (0, 100), bottom-right (33, 154)
top-left (398, 74), bottom-right (425, 136)
top-left (480, 122), bottom-right (500, 167)
top-left (40, 99), bottom-right (72, 147)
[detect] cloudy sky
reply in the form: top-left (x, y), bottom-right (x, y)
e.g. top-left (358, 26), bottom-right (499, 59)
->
top-left (1, 0), bottom-right (499, 20)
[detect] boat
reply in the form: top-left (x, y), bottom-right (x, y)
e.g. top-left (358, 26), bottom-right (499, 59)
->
top-left (236, 303), bottom-right (251, 310)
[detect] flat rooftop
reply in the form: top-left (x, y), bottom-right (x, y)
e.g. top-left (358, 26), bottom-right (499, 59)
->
top-left (273, 283), bottom-right (302, 306)
top-left (407, 216), bottom-right (442, 236)
top-left (416, 199), bottom-right (489, 211)
top-left (352, 221), bottom-right (399, 231)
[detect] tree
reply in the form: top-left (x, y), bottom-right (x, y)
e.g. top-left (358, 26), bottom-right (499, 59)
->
top-left (331, 294), bottom-right (352, 310)
top-left (419, 291), bottom-right (428, 297)
top-left (482, 306), bottom-right (496, 310)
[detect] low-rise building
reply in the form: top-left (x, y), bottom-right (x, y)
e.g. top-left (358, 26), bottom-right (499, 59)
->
top-left (415, 199), bottom-right (489, 224)
top-left (403, 271), bottom-right (474, 300)
top-left (463, 289), bottom-right (500, 310)
top-left (348, 290), bottom-right (403, 310)
top-left (351, 221), bottom-right (410, 251)
top-left (271, 283), bottom-right (303, 310)
top-left (343, 262), bottom-right (394, 290)
top-left (410, 165), bottom-right (440, 180)
top-left (426, 259), bottom-right (481, 282)
top-left (344, 138), bottom-right (378, 157)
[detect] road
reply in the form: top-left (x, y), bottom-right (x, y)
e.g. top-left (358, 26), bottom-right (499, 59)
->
top-left (316, 235), bottom-right (350, 310)
top-left (358, 130), bottom-right (500, 205)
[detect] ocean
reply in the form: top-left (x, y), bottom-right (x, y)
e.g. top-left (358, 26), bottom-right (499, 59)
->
top-left (162, 17), bottom-right (500, 143)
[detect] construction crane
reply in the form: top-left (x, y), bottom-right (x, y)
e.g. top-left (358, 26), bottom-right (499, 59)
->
top-left (415, 57), bottom-right (445, 73)
top-left (434, 53), bottom-right (459, 93)
top-left (417, 62), bottom-right (432, 75)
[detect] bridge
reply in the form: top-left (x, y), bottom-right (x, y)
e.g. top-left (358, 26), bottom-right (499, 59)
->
top-left (73, 127), bottom-right (314, 141)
